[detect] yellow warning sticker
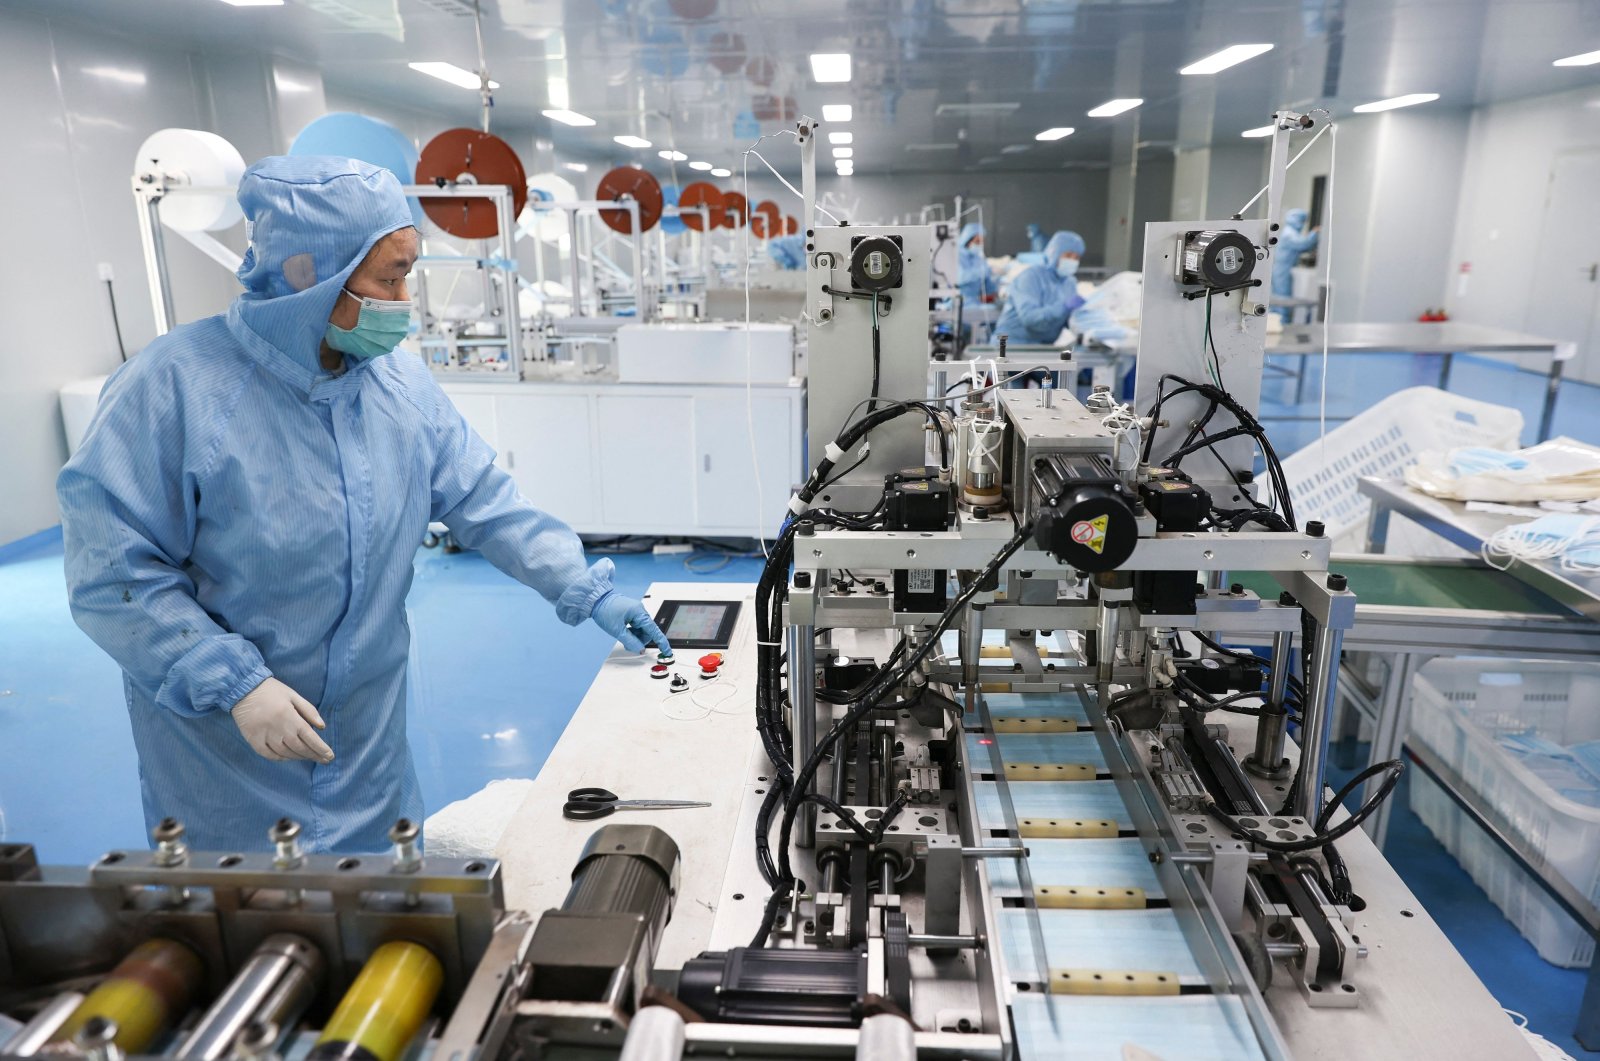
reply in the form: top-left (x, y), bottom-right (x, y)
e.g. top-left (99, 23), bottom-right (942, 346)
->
top-left (1070, 514), bottom-right (1109, 555)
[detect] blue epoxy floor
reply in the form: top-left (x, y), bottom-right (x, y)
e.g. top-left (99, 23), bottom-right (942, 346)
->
top-left (0, 530), bottom-right (763, 864)
top-left (4, 353), bottom-right (1600, 1053)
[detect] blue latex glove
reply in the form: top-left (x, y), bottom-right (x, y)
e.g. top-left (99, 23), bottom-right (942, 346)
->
top-left (591, 591), bottom-right (673, 654)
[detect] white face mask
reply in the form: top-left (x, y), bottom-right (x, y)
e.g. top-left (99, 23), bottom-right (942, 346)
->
top-left (1055, 256), bottom-right (1079, 279)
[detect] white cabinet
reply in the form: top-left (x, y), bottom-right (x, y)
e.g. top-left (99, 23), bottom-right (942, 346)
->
top-left (596, 394), bottom-right (697, 529)
top-left (693, 394), bottom-right (797, 533)
top-left (439, 381), bottom-right (802, 536)
top-left (495, 394), bottom-right (597, 527)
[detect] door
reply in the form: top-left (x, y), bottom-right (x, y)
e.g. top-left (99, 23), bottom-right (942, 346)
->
top-left (494, 393), bottom-right (597, 528)
top-left (1527, 150), bottom-right (1600, 383)
top-left (694, 393), bottom-right (797, 534)
top-left (596, 394), bottom-right (696, 530)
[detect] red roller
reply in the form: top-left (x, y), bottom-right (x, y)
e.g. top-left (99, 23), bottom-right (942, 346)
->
top-left (594, 166), bottom-right (664, 233)
top-left (781, 215), bottom-right (798, 236)
top-left (723, 189), bottom-right (748, 228)
top-left (707, 31), bottom-right (745, 73)
top-left (750, 200), bottom-right (781, 239)
top-left (415, 128), bottom-right (528, 239)
top-left (678, 182), bottom-right (726, 231)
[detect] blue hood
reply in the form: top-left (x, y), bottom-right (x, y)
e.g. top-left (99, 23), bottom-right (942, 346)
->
top-left (1284, 207), bottom-right (1309, 232)
top-left (1044, 230), bottom-right (1085, 261)
top-left (229, 156), bottom-right (415, 380)
top-left (959, 221), bottom-right (984, 248)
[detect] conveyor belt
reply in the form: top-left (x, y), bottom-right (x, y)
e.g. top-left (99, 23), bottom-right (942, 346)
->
top-left (966, 687), bottom-right (1271, 1061)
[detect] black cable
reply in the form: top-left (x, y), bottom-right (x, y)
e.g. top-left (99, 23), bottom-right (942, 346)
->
top-left (1203, 758), bottom-right (1403, 854)
top-left (105, 278), bottom-right (128, 362)
top-left (868, 292), bottom-right (882, 413)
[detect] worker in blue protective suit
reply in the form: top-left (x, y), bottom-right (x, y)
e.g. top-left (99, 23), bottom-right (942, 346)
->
top-left (955, 222), bottom-right (997, 305)
top-left (1272, 207), bottom-right (1319, 320)
top-left (1026, 223), bottom-right (1046, 255)
top-left (58, 156), bottom-right (670, 854)
top-left (768, 234), bottom-right (806, 270)
top-left (993, 230), bottom-right (1087, 346)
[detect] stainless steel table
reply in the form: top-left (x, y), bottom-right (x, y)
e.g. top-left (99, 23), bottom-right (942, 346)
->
top-left (1266, 321), bottom-right (1569, 441)
top-left (1359, 475), bottom-right (1600, 1047)
top-left (1361, 476), bottom-right (1600, 622)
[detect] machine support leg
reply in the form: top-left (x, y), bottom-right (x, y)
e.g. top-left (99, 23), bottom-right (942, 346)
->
top-left (1293, 620), bottom-right (1344, 822)
top-left (1364, 653), bottom-right (1420, 846)
top-left (962, 605), bottom-right (985, 714)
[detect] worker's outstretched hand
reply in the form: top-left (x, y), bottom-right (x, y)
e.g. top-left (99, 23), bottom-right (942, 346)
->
top-left (231, 677), bottom-right (335, 763)
top-left (591, 591), bottom-right (672, 655)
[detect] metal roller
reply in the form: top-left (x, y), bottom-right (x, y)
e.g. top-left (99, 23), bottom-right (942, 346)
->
top-left (308, 941), bottom-right (442, 1061)
top-left (595, 166), bottom-right (664, 234)
top-left (415, 128), bottom-right (529, 239)
top-left (174, 935), bottom-right (323, 1060)
top-left (49, 938), bottom-right (205, 1054)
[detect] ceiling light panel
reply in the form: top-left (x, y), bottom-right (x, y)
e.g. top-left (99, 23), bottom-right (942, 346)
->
top-left (613, 135), bottom-right (651, 148)
top-left (1087, 98), bottom-right (1143, 117)
top-left (689, 160), bottom-right (714, 170)
top-left (1035, 127), bottom-right (1074, 141)
top-left (711, 167), bottom-right (731, 177)
top-left (828, 131), bottom-right (853, 145)
top-left (1240, 125), bottom-right (1275, 137)
top-left (1180, 43), bottom-right (1273, 75)
top-left (832, 147), bottom-right (853, 158)
top-left (821, 104), bottom-right (853, 122)
top-left (1352, 93), bottom-right (1440, 113)
top-left (1554, 49), bottom-right (1600, 67)
top-left (542, 108), bottom-right (596, 126)
top-left (934, 101), bottom-right (1019, 115)
top-left (658, 149), bottom-right (688, 161)
top-left (810, 53), bottom-right (852, 83)
top-left (411, 62), bottom-right (499, 90)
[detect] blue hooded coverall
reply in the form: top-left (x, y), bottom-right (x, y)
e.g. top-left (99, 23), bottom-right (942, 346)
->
top-left (1272, 207), bottom-right (1318, 319)
top-left (1026, 224), bottom-right (1046, 254)
top-left (59, 157), bottom-right (619, 853)
top-left (955, 222), bottom-right (996, 305)
top-left (994, 230), bottom-right (1086, 345)
top-left (768, 234), bottom-right (806, 270)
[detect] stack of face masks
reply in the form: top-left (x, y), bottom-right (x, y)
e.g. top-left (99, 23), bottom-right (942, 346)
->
top-left (1497, 729), bottom-right (1600, 808)
top-left (1483, 513), bottom-right (1600, 573)
top-left (1406, 437), bottom-right (1600, 503)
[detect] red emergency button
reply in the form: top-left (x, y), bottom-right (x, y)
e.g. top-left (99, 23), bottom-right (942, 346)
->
top-left (698, 653), bottom-right (723, 680)
top-left (650, 664), bottom-right (671, 680)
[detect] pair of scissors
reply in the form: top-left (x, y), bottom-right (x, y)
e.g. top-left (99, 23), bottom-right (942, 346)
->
top-left (563, 787), bottom-right (711, 821)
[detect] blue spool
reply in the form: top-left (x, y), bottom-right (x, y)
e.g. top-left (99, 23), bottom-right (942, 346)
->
top-left (659, 184), bottom-right (685, 234)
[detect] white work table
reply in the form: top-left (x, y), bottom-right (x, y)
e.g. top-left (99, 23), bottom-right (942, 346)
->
top-left (494, 581), bottom-right (764, 970)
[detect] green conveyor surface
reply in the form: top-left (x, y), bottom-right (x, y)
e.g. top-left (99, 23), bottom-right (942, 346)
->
top-left (1233, 561), bottom-right (1573, 616)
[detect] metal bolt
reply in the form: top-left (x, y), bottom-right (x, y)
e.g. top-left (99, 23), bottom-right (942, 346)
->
top-left (75, 1017), bottom-right (123, 1061)
top-left (152, 818), bottom-right (188, 868)
top-left (390, 818), bottom-right (422, 874)
top-left (269, 818), bottom-right (304, 870)
top-left (794, 571), bottom-right (812, 589)
top-left (1306, 520), bottom-right (1325, 538)
top-left (1326, 573), bottom-right (1348, 592)
top-left (797, 519), bottom-right (816, 537)
top-left (233, 1020), bottom-right (280, 1060)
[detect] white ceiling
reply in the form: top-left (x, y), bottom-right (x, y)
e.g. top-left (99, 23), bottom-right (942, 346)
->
top-left (17, 0), bottom-right (1600, 176)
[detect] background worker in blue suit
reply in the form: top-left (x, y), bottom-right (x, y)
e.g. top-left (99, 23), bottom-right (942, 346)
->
top-left (1026, 222), bottom-right (1046, 254)
top-left (955, 222), bottom-right (997, 305)
top-left (1272, 207), bottom-right (1319, 320)
top-left (768, 233), bottom-right (806, 270)
top-left (57, 157), bottom-right (669, 854)
top-left (994, 229), bottom-right (1087, 345)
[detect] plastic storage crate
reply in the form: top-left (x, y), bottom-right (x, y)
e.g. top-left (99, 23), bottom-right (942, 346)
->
top-left (1408, 658), bottom-right (1600, 967)
top-left (1281, 387), bottom-right (1523, 552)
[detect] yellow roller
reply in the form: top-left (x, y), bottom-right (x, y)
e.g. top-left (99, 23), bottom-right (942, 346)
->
top-left (1017, 818), bottom-right (1118, 839)
top-left (1003, 762), bottom-right (1096, 782)
top-left (310, 941), bottom-right (443, 1061)
top-left (992, 717), bottom-right (1078, 734)
top-left (1034, 885), bottom-right (1147, 909)
top-left (1050, 968), bottom-right (1180, 996)
top-left (51, 938), bottom-right (205, 1052)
